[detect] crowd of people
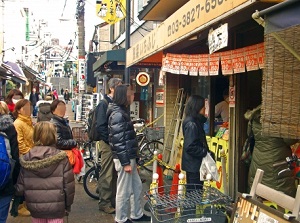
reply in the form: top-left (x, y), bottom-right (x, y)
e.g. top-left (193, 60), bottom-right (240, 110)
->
top-left (0, 80), bottom-right (152, 223)
top-left (0, 87), bottom-right (78, 222)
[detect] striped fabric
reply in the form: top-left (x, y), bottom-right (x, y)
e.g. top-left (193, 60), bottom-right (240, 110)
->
top-left (31, 218), bottom-right (64, 223)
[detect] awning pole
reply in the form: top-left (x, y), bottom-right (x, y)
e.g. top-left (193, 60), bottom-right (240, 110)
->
top-left (252, 11), bottom-right (300, 62)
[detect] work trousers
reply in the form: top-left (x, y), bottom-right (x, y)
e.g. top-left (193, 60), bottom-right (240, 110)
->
top-left (97, 140), bottom-right (117, 208)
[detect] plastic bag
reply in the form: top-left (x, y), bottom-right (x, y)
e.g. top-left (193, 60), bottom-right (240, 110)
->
top-left (200, 152), bottom-right (219, 181)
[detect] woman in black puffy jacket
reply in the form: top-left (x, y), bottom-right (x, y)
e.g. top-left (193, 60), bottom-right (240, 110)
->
top-left (107, 85), bottom-right (150, 223)
top-left (182, 95), bottom-right (208, 190)
top-left (0, 101), bottom-right (20, 222)
top-left (50, 100), bottom-right (77, 150)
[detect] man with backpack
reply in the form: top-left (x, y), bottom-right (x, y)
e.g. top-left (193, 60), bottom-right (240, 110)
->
top-left (93, 78), bottom-right (122, 214)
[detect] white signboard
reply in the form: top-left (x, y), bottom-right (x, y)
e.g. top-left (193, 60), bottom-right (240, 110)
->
top-left (208, 23), bottom-right (228, 54)
top-left (130, 101), bottom-right (140, 120)
top-left (78, 59), bottom-right (86, 91)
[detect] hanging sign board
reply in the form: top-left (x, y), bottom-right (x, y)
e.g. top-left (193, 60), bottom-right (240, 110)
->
top-left (208, 23), bottom-right (228, 54)
top-left (96, 0), bottom-right (126, 24)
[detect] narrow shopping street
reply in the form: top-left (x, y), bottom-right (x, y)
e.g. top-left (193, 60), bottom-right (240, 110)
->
top-left (6, 101), bottom-right (152, 223)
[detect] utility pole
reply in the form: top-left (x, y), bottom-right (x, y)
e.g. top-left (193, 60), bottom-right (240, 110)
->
top-left (76, 0), bottom-right (86, 92)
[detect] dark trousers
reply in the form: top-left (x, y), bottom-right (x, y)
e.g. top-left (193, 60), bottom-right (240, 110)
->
top-left (186, 171), bottom-right (203, 191)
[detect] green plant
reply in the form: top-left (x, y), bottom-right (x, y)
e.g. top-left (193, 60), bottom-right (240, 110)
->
top-left (5, 80), bottom-right (16, 94)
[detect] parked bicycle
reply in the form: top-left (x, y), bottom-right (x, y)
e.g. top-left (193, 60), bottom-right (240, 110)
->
top-left (82, 118), bottom-right (165, 200)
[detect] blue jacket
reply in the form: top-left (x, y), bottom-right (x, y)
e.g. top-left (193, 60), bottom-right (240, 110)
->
top-left (107, 103), bottom-right (138, 166)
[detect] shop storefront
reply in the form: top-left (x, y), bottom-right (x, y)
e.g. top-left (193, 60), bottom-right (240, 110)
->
top-left (126, 0), bottom-right (280, 197)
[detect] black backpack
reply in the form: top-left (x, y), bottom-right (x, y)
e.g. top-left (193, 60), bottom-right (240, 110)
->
top-left (87, 99), bottom-right (108, 141)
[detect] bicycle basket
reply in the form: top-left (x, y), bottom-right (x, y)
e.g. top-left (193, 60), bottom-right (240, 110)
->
top-left (145, 184), bottom-right (233, 223)
top-left (145, 127), bottom-right (165, 141)
top-left (72, 127), bottom-right (89, 144)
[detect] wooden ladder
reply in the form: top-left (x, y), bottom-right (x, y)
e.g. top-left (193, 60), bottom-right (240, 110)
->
top-left (163, 88), bottom-right (186, 176)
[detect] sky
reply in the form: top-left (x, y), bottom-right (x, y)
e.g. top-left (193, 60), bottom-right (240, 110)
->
top-left (25, 0), bottom-right (103, 48)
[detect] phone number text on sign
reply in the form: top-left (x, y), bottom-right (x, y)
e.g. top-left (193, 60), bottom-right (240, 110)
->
top-left (167, 0), bottom-right (227, 37)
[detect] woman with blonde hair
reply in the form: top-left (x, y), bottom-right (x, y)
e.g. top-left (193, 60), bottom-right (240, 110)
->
top-left (16, 121), bottom-right (75, 223)
top-left (0, 101), bottom-right (21, 221)
top-left (13, 99), bottom-right (34, 156)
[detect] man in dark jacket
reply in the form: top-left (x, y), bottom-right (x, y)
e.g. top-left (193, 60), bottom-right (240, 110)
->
top-left (0, 106), bottom-right (21, 221)
top-left (96, 78), bottom-right (122, 214)
top-left (29, 88), bottom-right (39, 117)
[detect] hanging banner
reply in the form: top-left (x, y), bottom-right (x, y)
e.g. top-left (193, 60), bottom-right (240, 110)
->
top-left (245, 44), bottom-right (259, 71)
top-left (257, 43), bottom-right (265, 69)
top-left (180, 54), bottom-right (189, 75)
top-left (189, 54), bottom-right (200, 76)
top-left (199, 54), bottom-right (209, 76)
top-left (96, 0), bottom-right (126, 25)
top-left (208, 23), bottom-right (228, 54)
top-left (232, 48), bottom-right (246, 74)
top-left (161, 54), bottom-right (171, 72)
top-left (209, 53), bottom-right (220, 76)
top-left (220, 51), bottom-right (233, 75)
top-left (169, 54), bottom-right (181, 74)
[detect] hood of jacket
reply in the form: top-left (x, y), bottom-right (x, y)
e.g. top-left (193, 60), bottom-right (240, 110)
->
top-left (20, 146), bottom-right (67, 178)
top-left (244, 105), bottom-right (261, 121)
top-left (39, 103), bottom-right (51, 114)
top-left (0, 114), bottom-right (14, 131)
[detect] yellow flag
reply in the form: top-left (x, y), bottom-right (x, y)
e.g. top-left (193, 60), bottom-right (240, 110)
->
top-left (96, 0), bottom-right (126, 24)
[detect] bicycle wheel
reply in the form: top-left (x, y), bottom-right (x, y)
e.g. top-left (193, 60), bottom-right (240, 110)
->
top-left (83, 166), bottom-right (100, 200)
top-left (139, 140), bottom-right (163, 172)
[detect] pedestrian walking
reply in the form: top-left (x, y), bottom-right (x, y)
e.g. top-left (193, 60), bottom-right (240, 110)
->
top-left (29, 88), bottom-right (39, 117)
top-left (96, 78), bottom-right (122, 214)
top-left (64, 89), bottom-right (70, 104)
top-left (36, 96), bottom-right (53, 122)
top-left (61, 88), bottom-right (64, 95)
top-left (107, 84), bottom-right (151, 223)
top-left (15, 121), bottom-right (75, 223)
top-left (0, 101), bottom-right (21, 222)
top-left (182, 95), bottom-right (208, 191)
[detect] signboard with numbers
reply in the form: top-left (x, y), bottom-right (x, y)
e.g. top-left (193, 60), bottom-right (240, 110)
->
top-left (127, 0), bottom-right (252, 67)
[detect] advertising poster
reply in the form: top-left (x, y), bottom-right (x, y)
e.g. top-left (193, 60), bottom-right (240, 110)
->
top-left (156, 89), bottom-right (164, 107)
top-left (232, 48), bottom-right (246, 74)
top-left (199, 54), bottom-right (209, 76)
top-left (245, 44), bottom-right (259, 71)
top-left (209, 53), bottom-right (220, 76)
top-left (189, 54), bottom-right (200, 76)
top-left (257, 43), bottom-right (265, 69)
top-left (220, 51), bottom-right (233, 75)
top-left (180, 54), bottom-right (189, 75)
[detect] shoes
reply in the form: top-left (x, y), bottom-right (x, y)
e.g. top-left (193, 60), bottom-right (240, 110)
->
top-left (115, 219), bottom-right (133, 223)
top-left (131, 214), bottom-right (151, 222)
top-left (99, 205), bottom-right (115, 214)
top-left (18, 206), bottom-right (31, 216)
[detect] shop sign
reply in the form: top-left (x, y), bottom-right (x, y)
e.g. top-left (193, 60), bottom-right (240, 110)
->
top-left (130, 101), bottom-right (139, 120)
top-left (78, 59), bottom-right (86, 91)
top-left (156, 89), bottom-right (164, 107)
top-left (126, 0), bottom-right (251, 67)
top-left (229, 86), bottom-right (235, 108)
top-left (208, 23), bottom-right (228, 54)
top-left (96, 0), bottom-right (126, 25)
top-left (136, 72), bottom-right (150, 86)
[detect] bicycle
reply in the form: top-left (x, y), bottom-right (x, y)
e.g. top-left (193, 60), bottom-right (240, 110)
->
top-left (83, 141), bottom-right (101, 199)
top-left (82, 119), bottom-right (165, 200)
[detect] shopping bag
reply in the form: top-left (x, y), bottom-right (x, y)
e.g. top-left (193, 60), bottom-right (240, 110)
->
top-left (200, 152), bottom-right (219, 181)
top-left (65, 150), bottom-right (75, 166)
